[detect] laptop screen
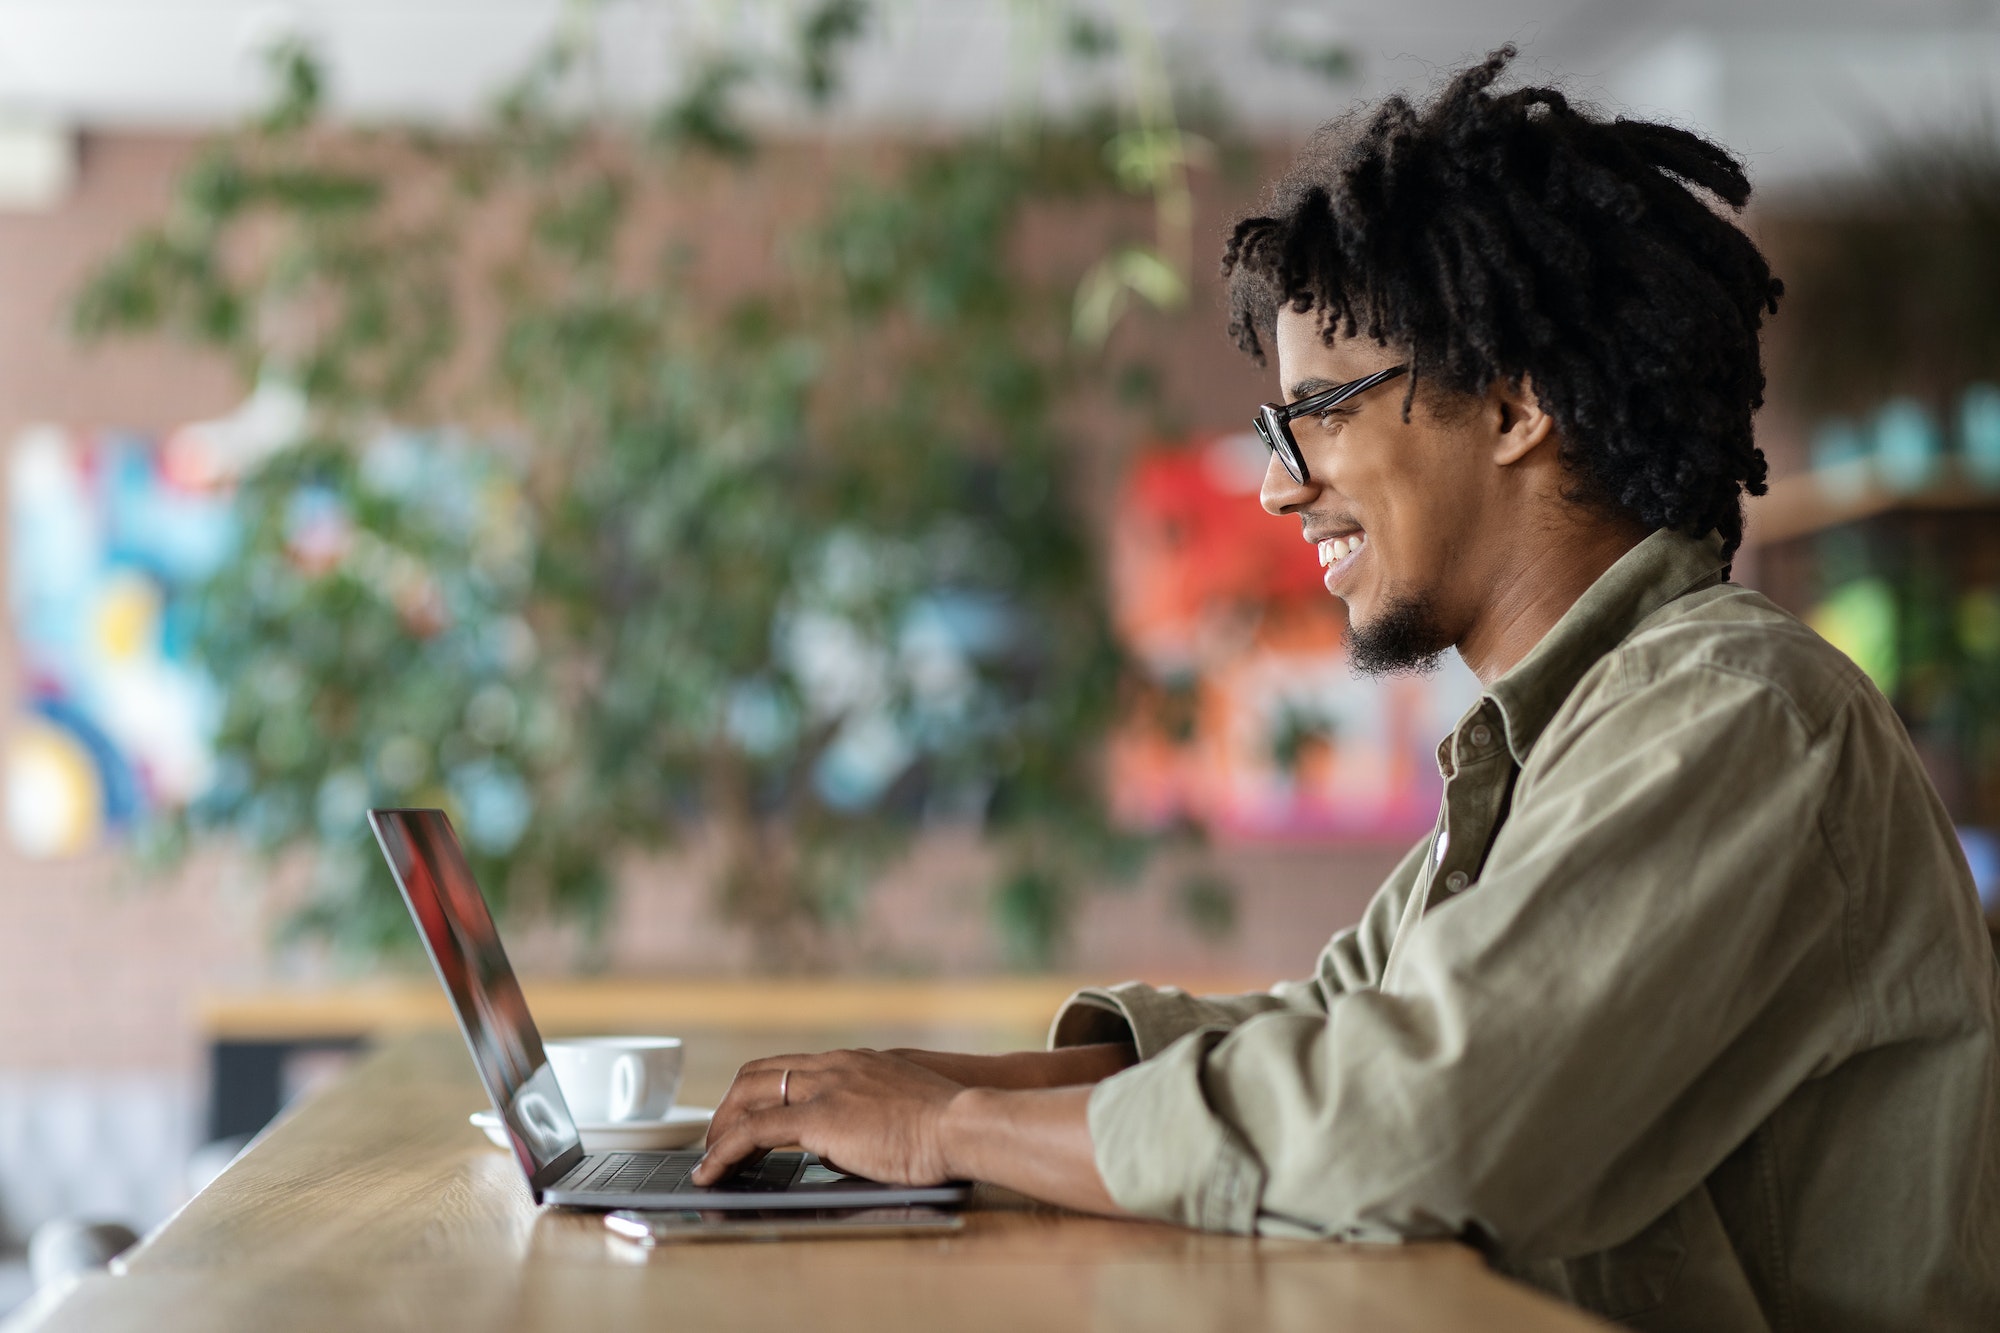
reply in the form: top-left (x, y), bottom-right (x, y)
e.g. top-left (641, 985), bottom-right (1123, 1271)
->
top-left (368, 808), bottom-right (581, 1186)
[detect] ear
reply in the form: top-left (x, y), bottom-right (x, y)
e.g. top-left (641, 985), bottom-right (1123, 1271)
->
top-left (1490, 376), bottom-right (1555, 466)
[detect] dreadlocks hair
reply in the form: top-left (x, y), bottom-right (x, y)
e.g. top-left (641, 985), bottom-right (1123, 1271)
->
top-left (1221, 46), bottom-right (1783, 559)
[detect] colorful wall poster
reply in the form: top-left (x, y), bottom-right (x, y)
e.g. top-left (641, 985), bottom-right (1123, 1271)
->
top-left (7, 426), bottom-right (236, 857)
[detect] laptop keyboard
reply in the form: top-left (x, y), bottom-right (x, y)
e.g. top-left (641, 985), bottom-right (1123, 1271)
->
top-left (574, 1150), bottom-right (806, 1195)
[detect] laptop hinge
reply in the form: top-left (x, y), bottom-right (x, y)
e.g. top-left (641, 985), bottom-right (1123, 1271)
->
top-left (530, 1143), bottom-right (589, 1202)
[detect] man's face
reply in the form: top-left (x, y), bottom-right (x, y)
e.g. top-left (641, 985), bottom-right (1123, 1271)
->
top-left (1260, 307), bottom-right (1496, 673)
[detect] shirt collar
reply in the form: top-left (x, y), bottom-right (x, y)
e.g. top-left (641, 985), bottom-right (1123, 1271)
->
top-left (1484, 528), bottom-right (1729, 766)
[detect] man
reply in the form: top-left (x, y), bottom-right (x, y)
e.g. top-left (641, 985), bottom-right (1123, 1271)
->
top-left (694, 49), bottom-right (2000, 1331)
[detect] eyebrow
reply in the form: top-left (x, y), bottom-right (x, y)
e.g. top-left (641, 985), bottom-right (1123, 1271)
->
top-left (1284, 376), bottom-right (1343, 403)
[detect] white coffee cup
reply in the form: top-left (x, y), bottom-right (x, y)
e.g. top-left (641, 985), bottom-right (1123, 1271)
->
top-left (545, 1036), bottom-right (683, 1123)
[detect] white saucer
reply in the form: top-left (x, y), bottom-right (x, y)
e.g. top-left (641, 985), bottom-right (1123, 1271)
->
top-left (471, 1105), bottom-right (713, 1153)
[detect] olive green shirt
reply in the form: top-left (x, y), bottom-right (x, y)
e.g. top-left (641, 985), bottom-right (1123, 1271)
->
top-left (1053, 529), bottom-right (2000, 1331)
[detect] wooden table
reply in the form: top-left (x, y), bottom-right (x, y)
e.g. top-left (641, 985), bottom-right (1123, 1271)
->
top-left (6, 1031), bottom-right (1611, 1333)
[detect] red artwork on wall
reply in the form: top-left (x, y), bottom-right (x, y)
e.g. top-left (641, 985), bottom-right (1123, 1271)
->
top-left (1107, 433), bottom-right (1480, 843)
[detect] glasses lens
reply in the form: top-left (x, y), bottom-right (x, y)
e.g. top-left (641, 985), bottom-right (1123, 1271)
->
top-left (1255, 409), bottom-right (1305, 484)
top-left (1279, 440), bottom-right (1305, 485)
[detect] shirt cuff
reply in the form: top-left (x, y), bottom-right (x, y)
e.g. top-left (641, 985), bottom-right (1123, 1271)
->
top-left (1047, 981), bottom-right (1250, 1059)
top-left (1085, 1027), bottom-right (1265, 1233)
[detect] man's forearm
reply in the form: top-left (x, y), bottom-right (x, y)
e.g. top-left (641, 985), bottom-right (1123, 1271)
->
top-left (940, 1084), bottom-right (1126, 1216)
top-left (890, 1042), bottom-right (1136, 1090)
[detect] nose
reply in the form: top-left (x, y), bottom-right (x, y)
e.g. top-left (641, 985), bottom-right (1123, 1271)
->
top-left (1260, 449), bottom-right (1316, 516)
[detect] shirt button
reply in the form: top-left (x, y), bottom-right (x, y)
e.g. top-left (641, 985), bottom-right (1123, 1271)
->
top-left (1469, 724), bottom-right (1493, 749)
top-left (1444, 871), bottom-right (1469, 892)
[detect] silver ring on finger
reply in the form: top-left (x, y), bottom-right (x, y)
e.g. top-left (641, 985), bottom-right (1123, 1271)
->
top-left (779, 1068), bottom-right (791, 1106)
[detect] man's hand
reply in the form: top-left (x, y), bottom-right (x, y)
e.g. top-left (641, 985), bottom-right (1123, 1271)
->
top-left (693, 1045), bottom-right (1129, 1216)
top-left (692, 1049), bottom-right (966, 1187)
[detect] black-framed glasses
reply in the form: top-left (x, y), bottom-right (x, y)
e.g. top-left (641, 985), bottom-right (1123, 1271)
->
top-left (1253, 364), bottom-right (1409, 485)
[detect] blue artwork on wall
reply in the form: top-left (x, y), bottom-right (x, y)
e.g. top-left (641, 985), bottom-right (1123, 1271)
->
top-left (7, 426), bottom-right (235, 856)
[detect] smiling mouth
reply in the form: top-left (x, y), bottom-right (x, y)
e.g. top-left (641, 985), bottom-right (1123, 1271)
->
top-left (1316, 531), bottom-right (1365, 569)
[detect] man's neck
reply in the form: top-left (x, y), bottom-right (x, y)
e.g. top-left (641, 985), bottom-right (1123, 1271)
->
top-left (1455, 520), bottom-right (1648, 686)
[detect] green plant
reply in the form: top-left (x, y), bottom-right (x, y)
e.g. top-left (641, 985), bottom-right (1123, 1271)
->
top-left (76, 4), bottom-right (1233, 969)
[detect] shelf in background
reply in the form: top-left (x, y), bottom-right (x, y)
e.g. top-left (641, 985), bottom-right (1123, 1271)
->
top-left (1745, 467), bottom-right (2000, 547)
top-left (197, 975), bottom-right (1215, 1042)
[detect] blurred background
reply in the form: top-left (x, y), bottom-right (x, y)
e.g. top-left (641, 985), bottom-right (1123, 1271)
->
top-left (0, 0), bottom-right (1998, 1309)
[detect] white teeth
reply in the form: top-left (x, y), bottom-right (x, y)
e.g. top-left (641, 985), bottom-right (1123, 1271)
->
top-left (1312, 532), bottom-right (1360, 568)
top-left (1318, 534), bottom-right (1364, 569)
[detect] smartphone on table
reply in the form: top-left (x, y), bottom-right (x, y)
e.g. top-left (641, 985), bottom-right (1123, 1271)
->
top-left (604, 1205), bottom-right (966, 1246)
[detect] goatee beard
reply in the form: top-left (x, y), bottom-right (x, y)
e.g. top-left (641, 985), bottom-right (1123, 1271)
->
top-left (1346, 592), bottom-right (1451, 677)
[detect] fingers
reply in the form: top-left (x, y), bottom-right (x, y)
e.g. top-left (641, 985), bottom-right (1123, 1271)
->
top-left (704, 1065), bottom-right (814, 1160)
top-left (709, 1053), bottom-right (828, 1124)
top-left (691, 1104), bottom-right (805, 1186)
top-left (714, 1049), bottom-right (883, 1126)
top-left (701, 1049), bottom-right (900, 1172)
top-left (729, 1049), bottom-right (884, 1083)
top-left (704, 1066), bottom-right (790, 1155)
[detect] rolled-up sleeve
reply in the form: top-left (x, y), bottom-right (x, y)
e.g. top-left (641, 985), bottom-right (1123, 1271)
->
top-left (1080, 667), bottom-right (1864, 1250)
top-left (1048, 840), bottom-right (1431, 1056)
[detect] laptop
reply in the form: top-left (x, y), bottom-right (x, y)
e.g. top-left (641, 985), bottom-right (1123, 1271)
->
top-left (368, 807), bottom-right (972, 1211)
